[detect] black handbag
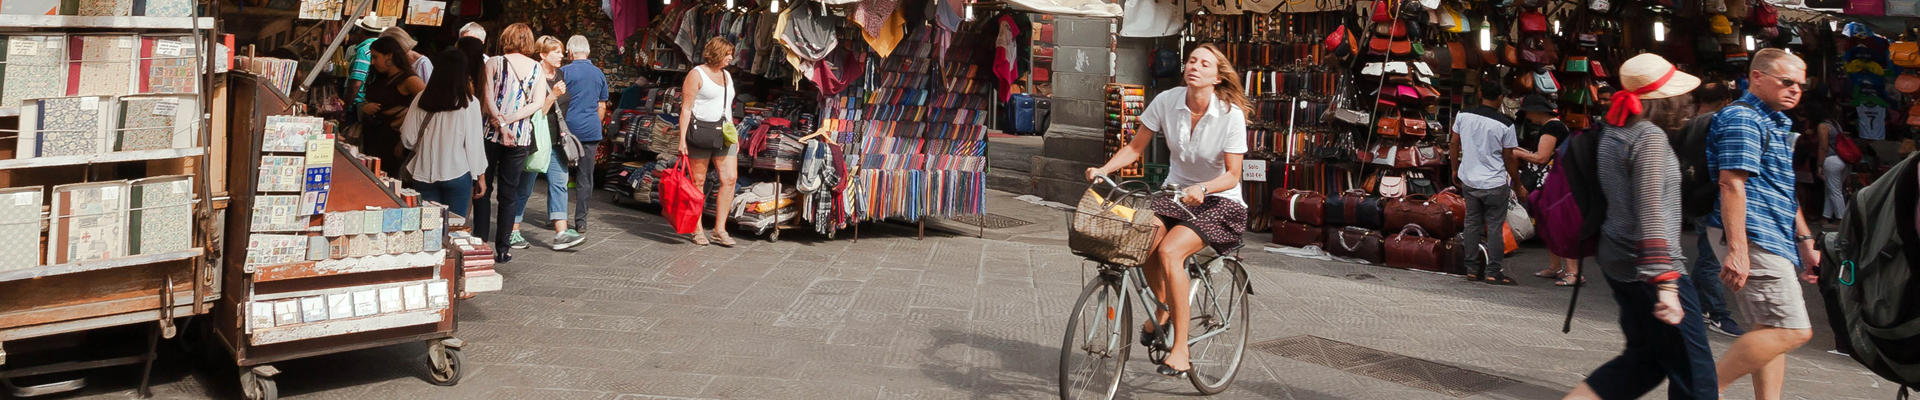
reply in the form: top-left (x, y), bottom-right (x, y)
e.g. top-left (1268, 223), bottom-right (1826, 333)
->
top-left (685, 120), bottom-right (727, 151)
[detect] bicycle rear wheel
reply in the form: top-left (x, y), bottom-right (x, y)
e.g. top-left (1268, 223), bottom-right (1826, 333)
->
top-left (1184, 258), bottom-right (1251, 394)
top-left (1059, 277), bottom-right (1131, 400)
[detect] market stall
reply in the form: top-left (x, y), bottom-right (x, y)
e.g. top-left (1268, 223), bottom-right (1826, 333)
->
top-left (0, 6), bottom-right (221, 396)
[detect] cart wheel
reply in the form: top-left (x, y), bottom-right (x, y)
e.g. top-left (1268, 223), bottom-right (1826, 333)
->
top-left (770, 229), bottom-right (780, 242)
top-left (428, 346), bottom-right (463, 386)
top-left (240, 371), bottom-right (277, 400)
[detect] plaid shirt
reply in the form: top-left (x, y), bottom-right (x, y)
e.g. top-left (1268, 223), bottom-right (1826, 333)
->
top-left (1707, 92), bottom-right (1803, 268)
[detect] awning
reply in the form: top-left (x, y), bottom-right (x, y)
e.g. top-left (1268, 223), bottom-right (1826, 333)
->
top-left (979, 0), bottom-right (1123, 18)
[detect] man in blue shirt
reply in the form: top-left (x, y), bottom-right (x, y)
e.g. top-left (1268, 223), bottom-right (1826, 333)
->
top-left (344, 16), bottom-right (383, 122)
top-left (1704, 48), bottom-right (1819, 400)
top-left (558, 35), bottom-right (609, 236)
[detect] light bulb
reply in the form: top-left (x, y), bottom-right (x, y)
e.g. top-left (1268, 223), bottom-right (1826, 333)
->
top-left (770, 0), bottom-right (778, 12)
top-left (965, 3), bottom-right (973, 20)
top-left (1553, 21), bottom-right (1562, 36)
top-left (1654, 21), bottom-right (1666, 42)
top-left (1478, 26), bottom-right (1492, 51)
top-left (726, 0), bottom-right (733, 8)
top-left (1745, 35), bottom-right (1756, 51)
top-left (1830, 21), bottom-right (1840, 32)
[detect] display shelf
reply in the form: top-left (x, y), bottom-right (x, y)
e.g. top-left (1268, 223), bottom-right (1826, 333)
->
top-left (0, 148), bottom-right (206, 171)
top-left (248, 251), bottom-right (448, 282)
top-left (0, 16), bottom-right (215, 30)
top-left (0, 248), bottom-right (203, 283)
top-left (0, 107), bottom-right (16, 118)
top-left (248, 308), bottom-right (446, 346)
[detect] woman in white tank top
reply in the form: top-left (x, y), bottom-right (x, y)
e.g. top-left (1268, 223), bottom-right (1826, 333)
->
top-left (677, 37), bottom-right (739, 247)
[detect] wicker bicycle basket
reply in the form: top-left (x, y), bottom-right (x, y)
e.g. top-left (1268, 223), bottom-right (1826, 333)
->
top-left (1068, 180), bottom-right (1158, 267)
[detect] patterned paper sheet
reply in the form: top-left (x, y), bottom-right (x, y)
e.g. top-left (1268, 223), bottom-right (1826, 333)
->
top-left (74, 36), bottom-right (134, 97)
top-left (250, 195), bottom-right (308, 232)
top-left (130, 176), bottom-right (193, 255)
top-left (0, 187), bottom-right (45, 272)
top-left (52, 182), bottom-right (129, 264)
top-left (38, 97), bottom-right (105, 157)
top-left (78, 0), bottom-right (133, 16)
top-left (118, 97), bottom-right (181, 151)
top-left (257, 156), bottom-right (305, 192)
top-left (263, 115), bottom-right (325, 152)
top-left (142, 36), bottom-right (198, 93)
top-left (4, 36), bottom-right (67, 110)
top-left (140, 0), bottom-right (193, 16)
top-left (245, 233), bottom-right (308, 266)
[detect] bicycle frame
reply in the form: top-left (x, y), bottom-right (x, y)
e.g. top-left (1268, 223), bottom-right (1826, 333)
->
top-left (1092, 252), bottom-right (1239, 351)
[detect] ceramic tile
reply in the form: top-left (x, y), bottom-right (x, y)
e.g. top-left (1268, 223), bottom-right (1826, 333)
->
top-left (4, 35), bottom-right (67, 106)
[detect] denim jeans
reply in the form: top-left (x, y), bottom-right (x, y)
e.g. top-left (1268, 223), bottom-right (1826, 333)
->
top-left (515, 149), bottom-right (569, 224)
top-left (475, 142), bottom-right (532, 248)
top-left (570, 141), bottom-right (599, 232)
top-left (1585, 275), bottom-right (1718, 400)
top-left (1461, 186), bottom-right (1510, 276)
top-left (410, 173), bottom-right (473, 218)
top-left (1691, 221), bottom-right (1732, 321)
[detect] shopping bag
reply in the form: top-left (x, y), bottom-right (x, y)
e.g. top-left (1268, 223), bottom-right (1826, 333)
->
top-left (1506, 195), bottom-right (1534, 241)
top-left (661, 156), bottom-right (705, 234)
top-left (525, 113), bottom-right (553, 172)
top-left (1503, 224), bottom-right (1520, 254)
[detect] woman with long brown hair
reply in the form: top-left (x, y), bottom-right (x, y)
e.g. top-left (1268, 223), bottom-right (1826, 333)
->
top-left (1085, 43), bottom-right (1250, 377)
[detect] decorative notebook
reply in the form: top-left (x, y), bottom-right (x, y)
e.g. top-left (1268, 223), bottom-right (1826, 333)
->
top-left (249, 195), bottom-right (307, 232)
top-left (128, 175), bottom-right (193, 255)
top-left (244, 233), bottom-right (306, 266)
top-left (34, 97), bottom-right (109, 157)
top-left (77, 0), bottom-right (132, 16)
top-left (69, 35), bottom-right (135, 97)
top-left (3, 35), bottom-right (68, 107)
top-left (49, 181), bottom-right (131, 264)
top-left (256, 156), bottom-right (305, 192)
top-left (116, 95), bottom-right (193, 151)
top-left (0, 186), bottom-right (45, 272)
top-left (137, 0), bottom-right (192, 16)
top-left (262, 115), bottom-right (325, 152)
top-left (139, 35), bottom-right (197, 93)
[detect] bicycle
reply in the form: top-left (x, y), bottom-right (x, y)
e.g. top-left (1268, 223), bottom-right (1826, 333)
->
top-left (1058, 176), bottom-right (1253, 400)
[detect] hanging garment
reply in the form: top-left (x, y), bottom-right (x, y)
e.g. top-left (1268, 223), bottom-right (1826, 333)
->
top-left (813, 47), bottom-right (866, 96)
top-left (994, 15), bottom-right (1020, 101)
top-left (1121, 0), bottom-right (1185, 37)
top-left (675, 8), bottom-right (701, 63)
top-left (934, 0), bottom-right (963, 32)
top-left (1858, 104), bottom-right (1888, 140)
top-left (772, 9), bottom-right (816, 86)
top-left (1001, 0), bottom-right (1123, 16)
top-left (859, 5), bottom-right (908, 58)
top-left (785, 2), bottom-right (839, 61)
top-left (608, 0), bottom-right (649, 50)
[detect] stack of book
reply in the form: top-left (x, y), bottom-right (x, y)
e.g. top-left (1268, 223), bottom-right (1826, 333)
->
top-left (448, 230), bottom-right (499, 297)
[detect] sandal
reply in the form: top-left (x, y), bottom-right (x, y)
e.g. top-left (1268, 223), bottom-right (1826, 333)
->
top-left (1485, 273), bottom-right (1520, 286)
top-left (1533, 267), bottom-right (1565, 279)
top-left (711, 231), bottom-right (737, 248)
top-left (691, 232), bottom-right (711, 246)
top-left (1555, 274), bottom-right (1583, 287)
top-left (1465, 266), bottom-right (1486, 282)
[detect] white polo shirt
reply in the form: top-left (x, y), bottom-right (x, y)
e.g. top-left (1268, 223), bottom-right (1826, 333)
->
top-left (1137, 87), bottom-right (1249, 205)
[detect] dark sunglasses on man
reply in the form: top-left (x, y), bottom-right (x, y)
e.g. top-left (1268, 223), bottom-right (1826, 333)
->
top-left (1757, 70), bottom-right (1806, 90)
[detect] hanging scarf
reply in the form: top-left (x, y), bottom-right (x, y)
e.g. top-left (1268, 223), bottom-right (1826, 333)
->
top-left (1605, 66), bottom-right (1677, 126)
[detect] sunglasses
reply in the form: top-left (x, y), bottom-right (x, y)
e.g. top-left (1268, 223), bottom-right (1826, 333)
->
top-left (1757, 70), bottom-right (1806, 90)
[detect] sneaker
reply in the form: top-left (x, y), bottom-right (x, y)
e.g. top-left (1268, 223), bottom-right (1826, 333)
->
top-left (1707, 316), bottom-right (1747, 337)
top-left (508, 231), bottom-right (530, 249)
top-left (551, 229), bottom-right (586, 250)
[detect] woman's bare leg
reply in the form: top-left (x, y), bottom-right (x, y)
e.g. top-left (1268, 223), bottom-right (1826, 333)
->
top-left (1156, 225), bottom-right (1208, 371)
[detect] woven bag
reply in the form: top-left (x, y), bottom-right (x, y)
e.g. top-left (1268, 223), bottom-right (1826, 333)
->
top-left (1068, 181), bottom-right (1159, 267)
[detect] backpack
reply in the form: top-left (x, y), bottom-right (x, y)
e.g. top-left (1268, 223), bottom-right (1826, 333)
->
top-left (1818, 151), bottom-right (1920, 395)
top-left (1673, 102), bottom-right (1756, 220)
top-left (1528, 150), bottom-right (1597, 259)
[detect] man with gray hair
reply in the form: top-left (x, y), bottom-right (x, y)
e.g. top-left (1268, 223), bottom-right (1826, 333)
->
top-left (1705, 47), bottom-right (1818, 400)
top-left (460, 22), bottom-right (486, 42)
top-left (558, 35), bottom-right (609, 237)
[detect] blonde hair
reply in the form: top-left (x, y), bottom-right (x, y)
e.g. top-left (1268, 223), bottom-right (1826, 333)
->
top-left (499, 23), bottom-right (536, 56)
top-left (1751, 48), bottom-right (1807, 75)
top-left (702, 37), bottom-right (734, 67)
top-left (537, 35), bottom-right (563, 54)
top-left (1191, 44), bottom-right (1251, 114)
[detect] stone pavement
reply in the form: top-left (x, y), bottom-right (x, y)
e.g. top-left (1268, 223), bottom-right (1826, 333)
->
top-left (49, 188), bottom-right (1897, 400)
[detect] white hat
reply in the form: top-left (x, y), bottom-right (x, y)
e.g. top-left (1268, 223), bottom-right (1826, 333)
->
top-left (1618, 53), bottom-right (1699, 100)
top-left (354, 12), bottom-right (385, 33)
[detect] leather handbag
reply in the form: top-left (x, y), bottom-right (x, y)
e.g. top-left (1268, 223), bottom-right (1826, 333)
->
top-left (1436, 237), bottom-right (1466, 275)
top-left (1393, 144), bottom-right (1420, 169)
top-left (1407, 175), bottom-right (1439, 197)
top-left (1402, 112), bottom-right (1427, 138)
top-left (1326, 189), bottom-right (1384, 229)
top-left (1384, 194), bottom-right (1457, 238)
top-left (1377, 110), bottom-right (1402, 138)
top-left (1326, 227), bottom-right (1386, 263)
top-left (1434, 187), bottom-right (1467, 232)
top-left (1893, 41), bottom-right (1920, 68)
top-left (1272, 221), bottom-right (1326, 248)
top-left (1385, 224), bottom-right (1445, 271)
top-left (1273, 189), bottom-right (1327, 225)
top-left (1415, 141), bottom-right (1448, 167)
top-left (1379, 173), bottom-right (1408, 198)
top-left (1520, 12), bottom-right (1549, 34)
top-left (1324, 190), bottom-right (1353, 227)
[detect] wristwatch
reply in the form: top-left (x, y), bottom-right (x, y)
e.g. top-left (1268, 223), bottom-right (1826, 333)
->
top-left (1795, 234), bottom-right (1815, 243)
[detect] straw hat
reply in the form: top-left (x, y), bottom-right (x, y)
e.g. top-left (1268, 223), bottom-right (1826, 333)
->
top-left (354, 12), bottom-right (384, 33)
top-left (1618, 53), bottom-right (1700, 100)
top-left (380, 26), bottom-right (417, 50)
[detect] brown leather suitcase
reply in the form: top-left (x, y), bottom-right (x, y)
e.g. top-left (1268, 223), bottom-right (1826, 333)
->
top-left (1271, 221), bottom-right (1325, 248)
top-left (1385, 194), bottom-right (1458, 238)
top-left (1325, 227), bottom-right (1384, 264)
top-left (1384, 224), bottom-right (1445, 272)
top-left (1271, 189), bottom-right (1326, 226)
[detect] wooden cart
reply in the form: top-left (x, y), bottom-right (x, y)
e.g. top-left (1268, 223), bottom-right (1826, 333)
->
top-left (0, 15), bottom-right (221, 398)
top-left (207, 74), bottom-right (462, 400)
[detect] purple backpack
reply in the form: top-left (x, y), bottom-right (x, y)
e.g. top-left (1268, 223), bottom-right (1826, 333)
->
top-left (1529, 156), bottom-right (1596, 259)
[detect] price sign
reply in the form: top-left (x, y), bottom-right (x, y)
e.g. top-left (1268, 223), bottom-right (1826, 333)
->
top-left (1242, 160), bottom-right (1267, 182)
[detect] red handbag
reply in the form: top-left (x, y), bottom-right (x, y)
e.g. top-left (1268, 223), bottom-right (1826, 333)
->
top-left (1373, 0), bottom-right (1395, 22)
top-left (661, 156), bottom-right (705, 235)
top-left (1520, 12), bottom-right (1549, 34)
top-left (1434, 187), bottom-right (1467, 231)
top-left (1272, 221), bottom-right (1326, 248)
top-left (1272, 189), bottom-right (1327, 225)
top-left (1385, 224), bottom-right (1445, 271)
top-left (1750, 0), bottom-right (1778, 26)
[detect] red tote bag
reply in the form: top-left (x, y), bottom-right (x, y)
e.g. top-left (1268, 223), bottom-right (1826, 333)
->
top-left (661, 156), bottom-right (706, 235)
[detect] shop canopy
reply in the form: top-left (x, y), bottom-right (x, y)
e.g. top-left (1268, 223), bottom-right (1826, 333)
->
top-left (976, 0), bottom-right (1123, 18)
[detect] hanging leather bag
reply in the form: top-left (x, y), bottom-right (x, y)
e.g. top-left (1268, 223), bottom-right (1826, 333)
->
top-left (1434, 187), bottom-right (1467, 231)
top-left (1272, 189), bottom-right (1327, 225)
top-left (1379, 173), bottom-right (1409, 198)
top-left (1416, 140), bottom-right (1448, 167)
top-left (1519, 12), bottom-right (1549, 34)
top-left (1377, 108), bottom-right (1402, 138)
top-left (1384, 194), bottom-right (1457, 237)
top-left (1326, 227), bottom-right (1386, 263)
top-left (1272, 220), bottom-right (1326, 248)
top-left (1385, 224), bottom-right (1445, 271)
top-left (1891, 41), bottom-right (1920, 68)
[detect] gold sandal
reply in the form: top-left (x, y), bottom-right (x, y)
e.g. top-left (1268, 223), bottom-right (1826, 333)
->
top-left (691, 232), bottom-right (711, 246)
top-left (710, 232), bottom-right (736, 248)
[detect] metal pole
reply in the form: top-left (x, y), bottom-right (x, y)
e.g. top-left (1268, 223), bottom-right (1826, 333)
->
top-left (299, 0), bottom-right (378, 93)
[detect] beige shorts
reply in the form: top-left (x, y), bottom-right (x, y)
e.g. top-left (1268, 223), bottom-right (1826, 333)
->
top-left (1705, 227), bottom-right (1813, 330)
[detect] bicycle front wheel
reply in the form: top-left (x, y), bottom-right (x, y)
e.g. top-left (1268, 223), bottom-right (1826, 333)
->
top-left (1059, 277), bottom-right (1131, 400)
top-left (1185, 258), bottom-right (1251, 394)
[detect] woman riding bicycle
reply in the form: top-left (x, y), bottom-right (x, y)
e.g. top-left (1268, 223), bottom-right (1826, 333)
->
top-left (1085, 44), bottom-right (1249, 378)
